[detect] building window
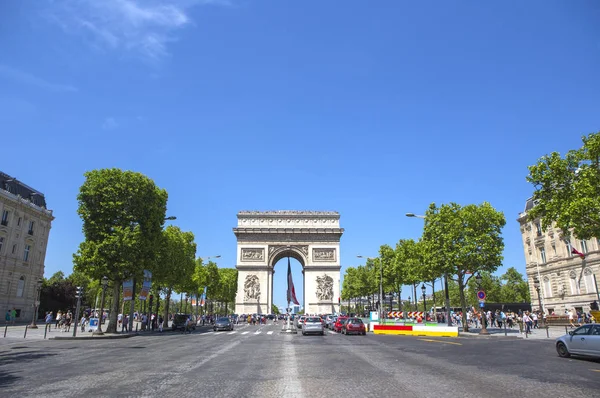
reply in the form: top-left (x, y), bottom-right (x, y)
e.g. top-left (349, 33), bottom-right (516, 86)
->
top-left (581, 240), bottom-right (588, 254)
top-left (1, 210), bottom-right (8, 226)
top-left (583, 268), bottom-right (596, 295)
top-left (539, 247), bottom-right (547, 264)
top-left (552, 245), bottom-right (556, 256)
top-left (28, 221), bottom-right (34, 235)
top-left (543, 276), bottom-right (552, 298)
top-left (16, 276), bottom-right (24, 297)
top-left (566, 241), bottom-right (573, 257)
top-left (535, 222), bottom-right (542, 236)
top-left (23, 245), bottom-right (30, 262)
top-left (0, 236), bottom-right (3, 254)
top-left (17, 217), bottom-right (21, 227)
top-left (12, 244), bottom-right (17, 254)
top-left (569, 271), bottom-right (580, 295)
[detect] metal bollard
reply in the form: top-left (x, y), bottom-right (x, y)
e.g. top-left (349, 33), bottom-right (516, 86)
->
top-left (136, 324), bottom-right (138, 332)
top-left (24, 325), bottom-right (28, 339)
top-left (4, 324), bottom-right (7, 338)
top-left (565, 325), bottom-right (568, 335)
top-left (44, 324), bottom-right (49, 339)
top-left (546, 326), bottom-right (549, 338)
top-left (504, 322), bottom-right (507, 336)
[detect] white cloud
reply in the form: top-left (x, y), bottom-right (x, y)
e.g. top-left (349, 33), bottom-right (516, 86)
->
top-left (102, 117), bottom-right (118, 130)
top-left (43, 0), bottom-right (230, 61)
top-left (0, 64), bottom-right (78, 92)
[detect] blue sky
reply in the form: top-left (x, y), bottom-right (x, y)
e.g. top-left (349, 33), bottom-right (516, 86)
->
top-left (2, 1), bottom-right (599, 310)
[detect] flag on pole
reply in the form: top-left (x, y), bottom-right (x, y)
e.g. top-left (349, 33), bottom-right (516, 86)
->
top-left (200, 286), bottom-right (207, 306)
top-left (571, 247), bottom-right (586, 259)
top-left (287, 257), bottom-right (300, 305)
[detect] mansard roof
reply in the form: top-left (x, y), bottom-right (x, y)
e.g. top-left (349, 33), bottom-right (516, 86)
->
top-left (0, 171), bottom-right (48, 208)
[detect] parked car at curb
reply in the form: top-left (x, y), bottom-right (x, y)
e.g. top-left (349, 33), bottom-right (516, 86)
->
top-left (302, 316), bottom-right (324, 335)
top-left (556, 324), bottom-right (600, 359)
top-left (214, 317), bottom-right (234, 332)
top-left (342, 318), bottom-right (366, 335)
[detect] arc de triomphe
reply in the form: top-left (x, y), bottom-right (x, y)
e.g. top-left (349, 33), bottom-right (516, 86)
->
top-left (234, 211), bottom-right (343, 315)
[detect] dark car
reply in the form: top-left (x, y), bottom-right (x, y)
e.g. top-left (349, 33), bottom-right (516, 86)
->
top-left (214, 317), bottom-right (234, 332)
top-left (172, 314), bottom-right (195, 332)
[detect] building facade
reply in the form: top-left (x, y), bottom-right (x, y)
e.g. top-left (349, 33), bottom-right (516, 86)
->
top-left (518, 198), bottom-right (599, 315)
top-left (0, 172), bottom-right (53, 322)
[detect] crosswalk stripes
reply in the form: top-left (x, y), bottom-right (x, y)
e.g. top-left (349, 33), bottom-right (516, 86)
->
top-left (254, 330), bottom-right (262, 335)
top-left (227, 331), bottom-right (236, 335)
top-left (242, 331), bottom-right (249, 335)
top-left (267, 331), bottom-right (273, 335)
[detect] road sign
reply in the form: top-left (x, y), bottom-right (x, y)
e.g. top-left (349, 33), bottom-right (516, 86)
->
top-left (479, 302), bottom-right (485, 308)
top-left (477, 290), bottom-right (486, 300)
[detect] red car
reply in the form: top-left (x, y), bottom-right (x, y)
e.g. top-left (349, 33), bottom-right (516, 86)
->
top-left (333, 316), bottom-right (348, 332)
top-left (342, 318), bottom-right (366, 335)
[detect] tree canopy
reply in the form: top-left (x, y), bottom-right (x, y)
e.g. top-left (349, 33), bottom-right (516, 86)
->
top-left (527, 131), bottom-right (600, 239)
top-left (73, 168), bottom-right (168, 333)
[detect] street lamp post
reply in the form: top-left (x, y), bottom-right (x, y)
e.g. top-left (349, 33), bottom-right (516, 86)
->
top-left (73, 286), bottom-right (83, 337)
top-left (357, 255), bottom-right (384, 324)
top-left (406, 213), bottom-right (453, 327)
top-left (533, 277), bottom-right (544, 327)
top-left (421, 284), bottom-right (427, 323)
top-left (29, 278), bottom-right (43, 328)
top-left (93, 276), bottom-right (109, 336)
top-left (476, 273), bottom-right (489, 335)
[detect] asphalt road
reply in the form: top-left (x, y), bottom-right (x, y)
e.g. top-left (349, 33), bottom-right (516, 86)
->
top-left (1, 322), bottom-right (598, 397)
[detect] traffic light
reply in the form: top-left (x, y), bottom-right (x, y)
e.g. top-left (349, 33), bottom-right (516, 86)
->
top-left (590, 301), bottom-right (599, 310)
top-left (75, 286), bottom-right (83, 299)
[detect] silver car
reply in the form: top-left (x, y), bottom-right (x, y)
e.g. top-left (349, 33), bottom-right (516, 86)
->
top-left (295, 315), bottom-right (306, 329)
top-left (213, 317), bottom-right (233, 332)
top-left (302, 316), bottom-right (324, 336)
top-left (556, 324), bottom-right (600, 358)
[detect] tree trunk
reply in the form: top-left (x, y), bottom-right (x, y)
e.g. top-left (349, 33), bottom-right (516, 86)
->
top-left (163, 287), bottom-right (172, 330)
top-left (106, 282), bottom-right (121, 333)
top-left (458, 274), bottom-right (469, 332)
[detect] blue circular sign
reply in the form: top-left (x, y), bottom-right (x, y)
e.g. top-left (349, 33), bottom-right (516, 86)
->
top-left (477, 290), bottom-right (486, 300)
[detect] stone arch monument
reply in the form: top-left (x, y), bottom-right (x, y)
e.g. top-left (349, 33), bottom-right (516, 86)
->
top-left (234, 211), bottom-right (343, 315)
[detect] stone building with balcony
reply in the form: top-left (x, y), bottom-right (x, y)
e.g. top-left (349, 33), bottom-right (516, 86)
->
top-left (518, 197), bottom-right (599, 315)
top-left (0, 172), bottom-right (54, 322)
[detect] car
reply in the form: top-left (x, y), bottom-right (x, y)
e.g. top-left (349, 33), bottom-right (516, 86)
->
top-left (333, 316), bottom-right (348, 333)
top-left (556, 324), bottom-right (600, 358)
top-left (171, 314), bottom-right (196, 332)
top-left (342, 318), bottom-right (366, 335)
top-left (295, 315), bottom-right (306, 329)
top-left (214, 317), bottom-right (234, 332)
top-left (302, 316), bottom-right (325, 335)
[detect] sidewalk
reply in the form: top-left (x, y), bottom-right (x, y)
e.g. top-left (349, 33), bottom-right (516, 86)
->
top-left (459, 325), bottom-right (569, 340)
top-left (1, 320), bottom-right (213, 341)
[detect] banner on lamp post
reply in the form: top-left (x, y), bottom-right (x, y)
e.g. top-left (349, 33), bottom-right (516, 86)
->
top-left (122, 279), bottom-right (134, 301)
top-left (138, 270), bottom-right (152, 301)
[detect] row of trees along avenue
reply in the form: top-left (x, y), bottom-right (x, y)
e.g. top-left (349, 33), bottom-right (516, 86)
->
top-left (342, 201), bottom-right (511, 332)
top-left (72, 168), bottom-right (237, 334)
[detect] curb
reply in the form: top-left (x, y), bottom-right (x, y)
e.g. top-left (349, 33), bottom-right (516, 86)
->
top-left (51, 333), bottom-right (139, 340)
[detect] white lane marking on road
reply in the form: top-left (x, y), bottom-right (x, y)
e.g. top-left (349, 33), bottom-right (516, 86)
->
top-left (254, 330), bottom-right (262, 335)
top-left (228, 331), bottom-right (237, 335)
top-left (282, 336), bottom-right (304, 396)
top-left (329, 331), bottom-right (336, 334)
top-left (267, 331), bottom-right (273, 335)
top-left (241, 331), bottom-right (249, 335)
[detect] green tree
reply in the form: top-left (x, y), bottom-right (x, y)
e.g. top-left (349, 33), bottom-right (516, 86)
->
top-left (500, 267), bottom-right (530, 303)
top-left (422, 202), bottom-right (506, 331)
top-left (154, 225), bottom-right (197, 323)
top-left (527, 131), bottom-right (600, 240)
top-left (216, 268), bottom-right (238, 313)
top-left (73, 168), bottom-right (168, 333)
top-left (271, 304), bottom-right (280, 315)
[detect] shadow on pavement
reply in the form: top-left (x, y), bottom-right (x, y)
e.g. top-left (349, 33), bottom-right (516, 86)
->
top-left (0, 350), bottom-right (58, 388)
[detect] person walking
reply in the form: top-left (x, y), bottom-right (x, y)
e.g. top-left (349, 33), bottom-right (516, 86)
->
top-left (523, 312), bottom-right (532, 334)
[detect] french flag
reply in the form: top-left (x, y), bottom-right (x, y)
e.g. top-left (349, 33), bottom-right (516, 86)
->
top-left (287, 257), bottom-right (300, 305)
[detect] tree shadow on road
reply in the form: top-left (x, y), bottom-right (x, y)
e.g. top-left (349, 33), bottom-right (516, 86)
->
top-left (0, 351), bottom-right (58, 388)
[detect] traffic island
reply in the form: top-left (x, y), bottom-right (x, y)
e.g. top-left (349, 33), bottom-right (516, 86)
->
top-left (373, 324), bottom-right (458, 337)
